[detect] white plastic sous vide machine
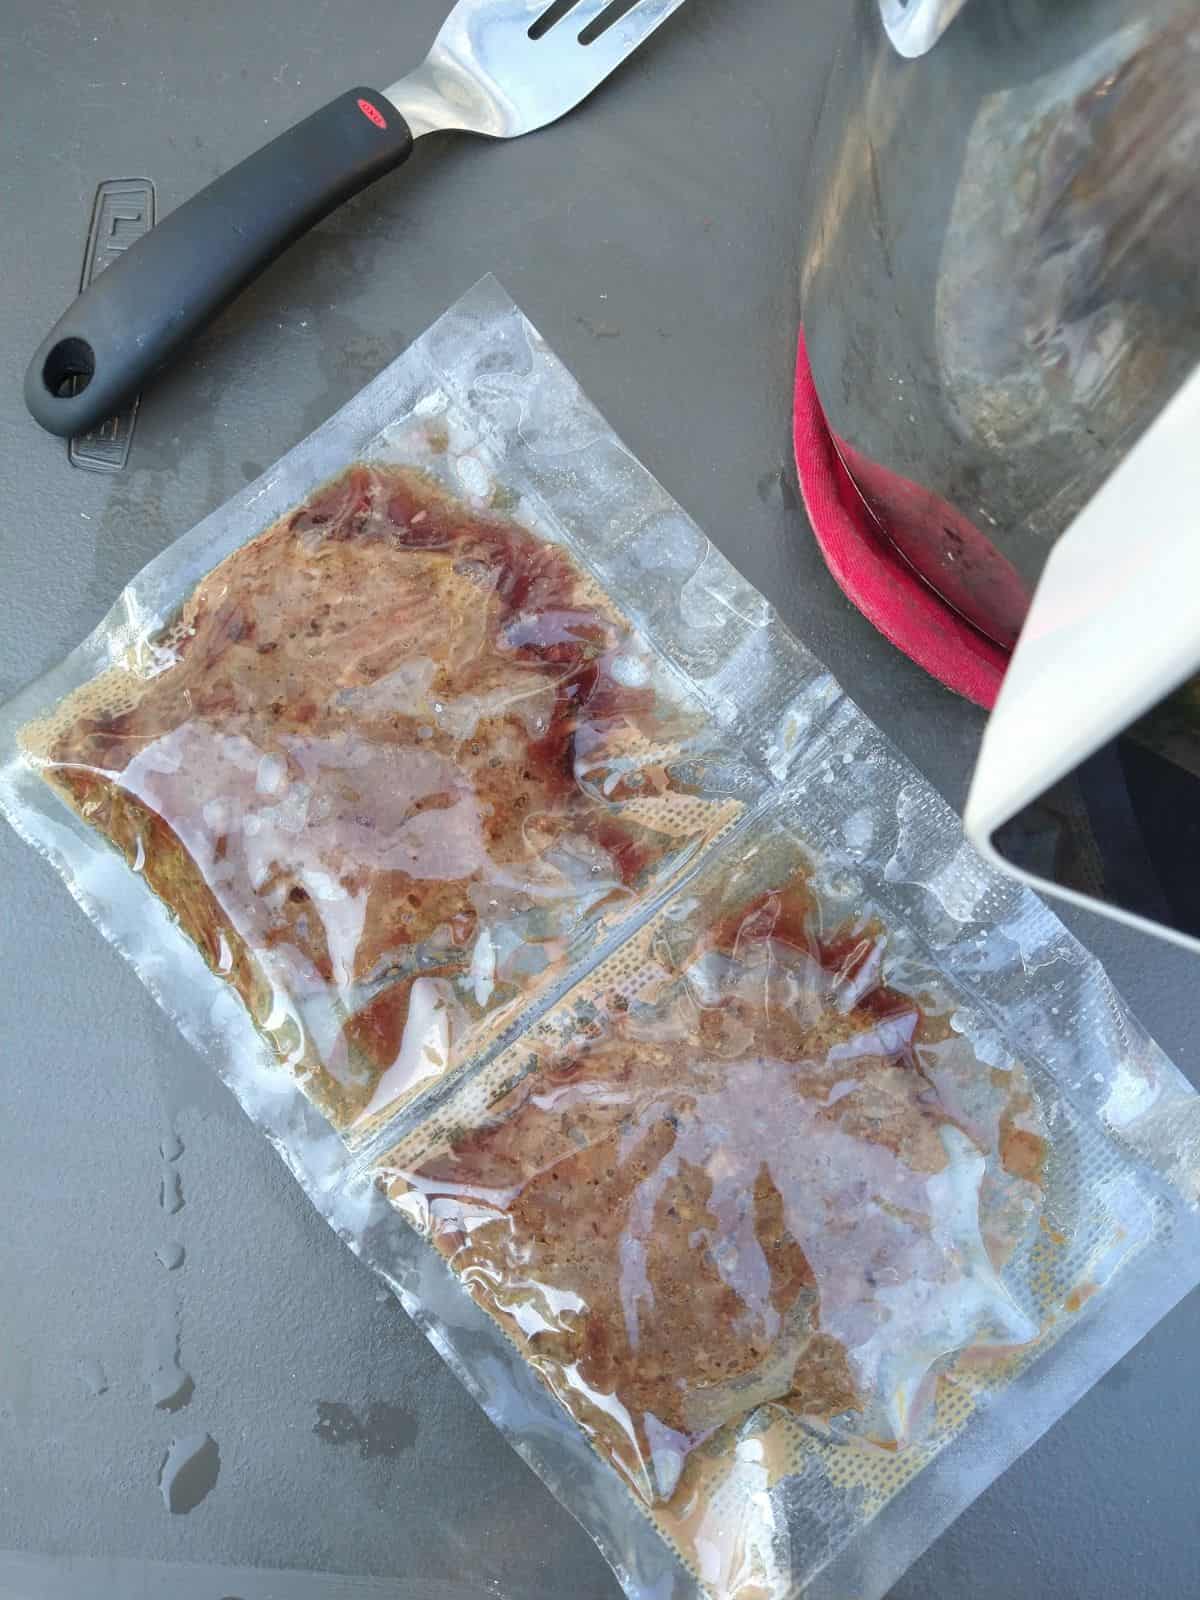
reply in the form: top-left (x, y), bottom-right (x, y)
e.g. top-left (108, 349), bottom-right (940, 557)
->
top-left (797, 0), bottom-right (1200, 954)
top-left (966, 367), bottom-right (1200, 956)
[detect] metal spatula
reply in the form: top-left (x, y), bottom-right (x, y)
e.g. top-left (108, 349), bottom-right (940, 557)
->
top-left (25, 0), bottom-right (690, 438)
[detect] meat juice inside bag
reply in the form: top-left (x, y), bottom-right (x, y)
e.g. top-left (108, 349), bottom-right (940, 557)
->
top-left (3, 280), bottom-right (1198, 1600)
top-left (20, 462), bottom-right (747, 1137)
top-left (370, 803), bottom-right (1172, 1593)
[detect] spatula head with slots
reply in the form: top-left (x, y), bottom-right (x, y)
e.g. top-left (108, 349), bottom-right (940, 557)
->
top-left (385, 0), bottom-right (690, 139)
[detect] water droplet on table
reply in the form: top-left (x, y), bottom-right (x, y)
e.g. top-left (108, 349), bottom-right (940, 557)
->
top-left (159, 1432), bottom-right (220, 1513)
top-left (77, 1356), bottom-right (108, 1397)
top-left (312, 1399), bottom-right (416, 1459)
top-left (150, 1367), bottom-right (194, 1412)
top-left (159, 1131), bottom-right (184, 1162)
top-left (145, 1305), bottom-right (193, 1411)
top-left (160, 1167), bottom-right (184, 1214)
top-left (155, 1242), bottom-right (185, 1271)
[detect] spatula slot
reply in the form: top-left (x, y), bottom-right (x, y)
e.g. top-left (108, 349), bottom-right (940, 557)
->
top-left (579, 0), bottom-right (644, 45)
top-left (529, 0), bottom-right (584, 39)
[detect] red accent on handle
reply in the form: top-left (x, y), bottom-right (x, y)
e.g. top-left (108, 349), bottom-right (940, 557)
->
top-left (357, 97), bottom-right (388, 129)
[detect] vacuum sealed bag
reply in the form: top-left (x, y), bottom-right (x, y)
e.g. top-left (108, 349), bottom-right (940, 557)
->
top-left (3, 278), bottom-right (1199, 1599)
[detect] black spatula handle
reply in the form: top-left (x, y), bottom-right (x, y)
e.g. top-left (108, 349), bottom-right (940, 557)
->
top-left (25, 88), bottom-right (412, 438)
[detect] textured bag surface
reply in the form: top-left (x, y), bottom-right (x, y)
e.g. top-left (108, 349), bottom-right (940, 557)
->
top-left (3, 279), bottom-right (1198, 1599)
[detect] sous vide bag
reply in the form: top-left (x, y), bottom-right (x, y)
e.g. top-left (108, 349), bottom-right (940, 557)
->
top-left (2, 278), bottom-right (1197, 1598)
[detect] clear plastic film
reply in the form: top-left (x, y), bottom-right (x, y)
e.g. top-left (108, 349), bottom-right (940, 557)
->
top-left (2, 279), bottom-right (1199, 1599)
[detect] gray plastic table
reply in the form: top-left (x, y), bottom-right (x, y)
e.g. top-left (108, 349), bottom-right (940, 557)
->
top-left (2, 3), bottom-right (1198, 1596)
